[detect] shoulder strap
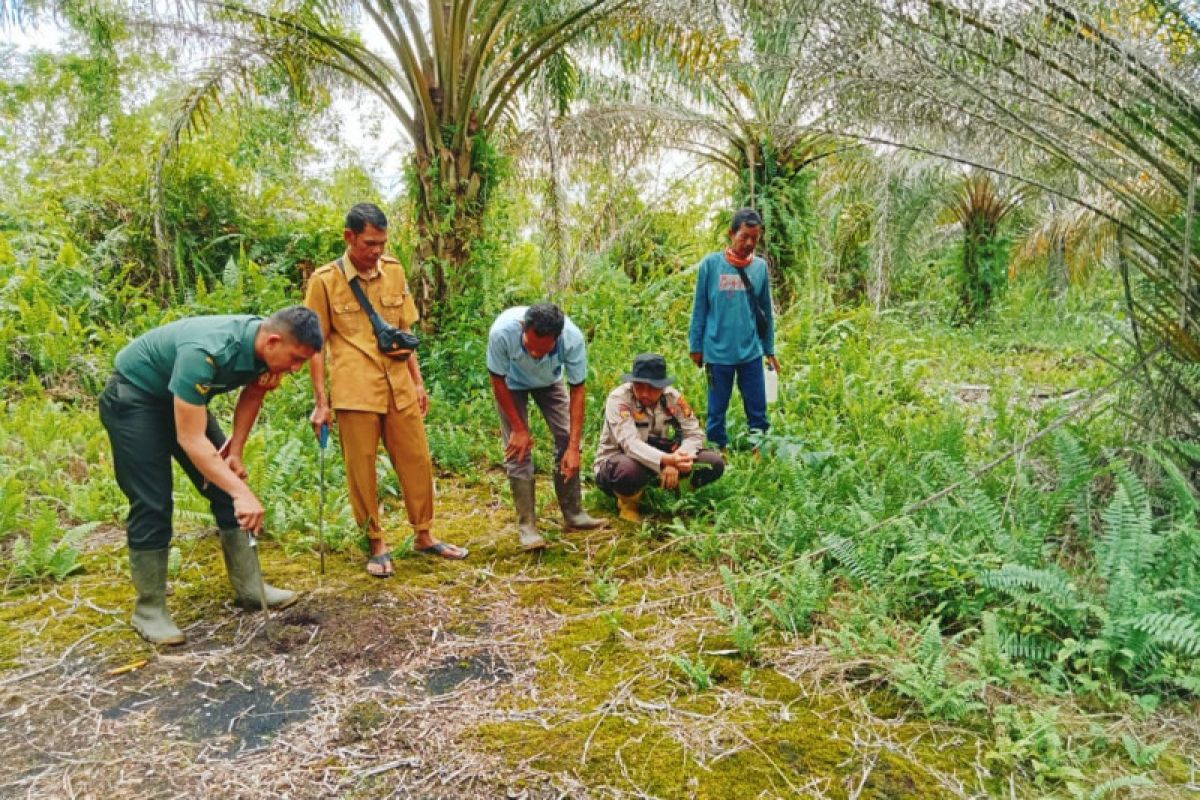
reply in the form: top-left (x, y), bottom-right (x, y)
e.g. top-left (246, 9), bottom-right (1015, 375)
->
top-left (734, 266), bottom-right (769, 343)
top-left (339, 258), bottom-right (389, 337)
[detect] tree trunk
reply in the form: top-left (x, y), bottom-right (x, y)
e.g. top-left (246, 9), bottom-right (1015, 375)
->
top-left (409, 134), bottom-right (488, 331)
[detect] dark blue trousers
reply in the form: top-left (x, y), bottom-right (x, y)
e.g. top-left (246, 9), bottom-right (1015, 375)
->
top-left (705, 359), bottom-right (769, 448)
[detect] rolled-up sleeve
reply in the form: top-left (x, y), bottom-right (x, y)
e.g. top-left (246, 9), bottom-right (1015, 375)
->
top-left (607, 397), bottom-right (665, 472)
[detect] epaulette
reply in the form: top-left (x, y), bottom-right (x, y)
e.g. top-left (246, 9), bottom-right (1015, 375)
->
top-left (313, 262), bottom-right (338, 275)
top-left (380, 254), bottom-right (402, 264)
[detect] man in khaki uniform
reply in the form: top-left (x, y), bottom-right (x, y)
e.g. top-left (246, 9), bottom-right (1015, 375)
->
top-left (594, 353), bottom-right (725, 522)
top-left (305, 203), bottom-right (467, 576)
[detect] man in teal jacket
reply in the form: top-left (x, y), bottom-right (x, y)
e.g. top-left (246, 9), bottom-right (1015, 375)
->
top-left (688, 208), bottom-right (782, 449)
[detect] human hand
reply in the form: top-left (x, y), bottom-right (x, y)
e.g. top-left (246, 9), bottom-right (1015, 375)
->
top-left (767, 355), bottom-right (781, 373)
top-left (506, 429), bottom-right (534, 463)
top-left (669, 451), bottom-right (694, 474)
top-left (224, 453), bottom-right (248, 480)
top-left (416, 384), bottom-right (430, 417)
top-left (660, 465), bottom-right (680, 490)
top-left (310, 404), bottom-right (332, 439)
top-left (559, 448), bottom-right (581, 480)
top-left (690, 352), bottom-right (704, 367)
top-left (233, 490), bottom-right (265, 534)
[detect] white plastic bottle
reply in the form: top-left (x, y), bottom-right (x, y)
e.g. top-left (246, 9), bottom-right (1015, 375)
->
top-left (764, 362), bottom-right (779, 404)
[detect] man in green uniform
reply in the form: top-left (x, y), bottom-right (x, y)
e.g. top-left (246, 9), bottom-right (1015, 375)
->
top-left (99, 307), bottom-right (323, 645)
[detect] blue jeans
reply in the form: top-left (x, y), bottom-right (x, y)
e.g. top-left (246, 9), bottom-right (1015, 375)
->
top-left (705, 360), bottom-right (769, 448)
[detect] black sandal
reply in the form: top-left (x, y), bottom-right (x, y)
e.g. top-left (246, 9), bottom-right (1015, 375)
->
top-left (366, 551), bottom-right (394, 578)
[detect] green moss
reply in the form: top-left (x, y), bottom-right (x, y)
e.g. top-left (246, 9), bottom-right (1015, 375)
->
top-left (1158, 751), bottom-right (1193, 784)
top-left (338, 700), bottom-right (388, 744)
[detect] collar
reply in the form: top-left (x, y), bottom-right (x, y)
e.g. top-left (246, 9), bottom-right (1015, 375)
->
top-left (340, 252), bottom-right (380, 282)
top-left (235, 318), bottom-right (267, 373)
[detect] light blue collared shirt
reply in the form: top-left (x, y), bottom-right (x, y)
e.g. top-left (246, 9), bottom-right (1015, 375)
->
top-left (486, 306), bottom-right (588, 390)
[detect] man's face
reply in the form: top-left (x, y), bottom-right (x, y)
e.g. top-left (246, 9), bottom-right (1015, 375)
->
top-left (632, 382), bottom-right (665, 408)
top-left (521, 327), bottom-right (559, 360)
top-left (728, 223), bottom-right (763, 259)
top-left (262, 336), bottom-right (317, 375)
top-left (344, 223), bottom-right (388, 272)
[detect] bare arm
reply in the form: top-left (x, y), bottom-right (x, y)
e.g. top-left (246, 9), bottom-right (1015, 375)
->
top-left (560, 382), bottom-right (587, 479)
top-left (407, 347), bottom-right (429, 417)
top-left (174, 397), bottom-right (264, 532)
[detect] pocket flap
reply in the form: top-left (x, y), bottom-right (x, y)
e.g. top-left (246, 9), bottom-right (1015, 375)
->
top-left (380, 293), bottom-right (406, 307)
top-left (334, 302), bottom-right (360, 314)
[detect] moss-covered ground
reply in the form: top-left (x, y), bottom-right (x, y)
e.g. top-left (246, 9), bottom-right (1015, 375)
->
top-left (1, 470), bottom-right (1193, 799)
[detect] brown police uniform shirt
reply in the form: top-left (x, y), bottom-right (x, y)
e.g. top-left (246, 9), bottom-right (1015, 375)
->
top-left (304, 253), bottom-right (420, 413)
top-left (593, 383), bottom-right (704, 475)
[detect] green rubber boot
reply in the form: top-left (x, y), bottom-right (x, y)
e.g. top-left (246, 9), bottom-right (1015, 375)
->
top-left (554, 472), bottom-right (609, 530)
top-left (218, 528), bottom-right (298, 611)
top-left (509, 477), bottom-right (546, 551)
top-left (128, 548), bottom-right (186, 646)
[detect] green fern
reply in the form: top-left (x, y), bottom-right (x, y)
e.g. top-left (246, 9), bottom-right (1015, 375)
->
top-left (1145, 442), bottom-right (1199, 518)
top-left (1131, 613), bottom-right (1200, 657)
top-left (0, 475), bottom-right (24, 537)
top-left (1087, 774), bottom-right (1154, 799)
top-left (1120, 733), bottom-right (1170, 769)
top-left (981, 564), bottom-right (1079, 612)
top-left (821, 533), bottom-right (884, 588)
top-left (1051, 429), bottom-right (1095, 537)
top-left (9, 508), bottom-right (96, 581)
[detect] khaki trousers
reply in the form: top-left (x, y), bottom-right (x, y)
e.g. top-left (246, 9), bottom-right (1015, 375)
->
top-left (337, 404), bottom-right (434, 536)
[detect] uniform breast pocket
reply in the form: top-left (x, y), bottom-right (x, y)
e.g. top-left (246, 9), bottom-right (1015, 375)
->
top-left (379, 293), bottom-right (407, 327)
top-left (333, 301), bottom-right (363, 334)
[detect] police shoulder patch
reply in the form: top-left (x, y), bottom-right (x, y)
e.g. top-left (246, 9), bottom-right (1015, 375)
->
top-left (617, 403), bottom-right (632, 420)
top-left (195, 383), bottom-right (211, 396)
top-left (676, 396), bottom-right (695, 418)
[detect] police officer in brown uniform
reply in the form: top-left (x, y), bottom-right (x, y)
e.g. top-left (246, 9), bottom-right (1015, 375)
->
top-left (305, 203), bottom-right (467, 577)
top-left (593, 353), bottom-right (725, 522)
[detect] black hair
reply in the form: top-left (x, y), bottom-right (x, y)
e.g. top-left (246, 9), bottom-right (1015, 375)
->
top-left (524, 303), bottom-right (565, 338)
top-left (345, 202), bottom-right (389, 233)
top-left (729, 207), bottom-right (764, 235)
top-left (265, 306), bottom-right (324, 351)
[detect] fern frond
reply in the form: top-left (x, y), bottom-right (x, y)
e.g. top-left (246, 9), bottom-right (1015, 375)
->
top-left (821, 533), bottom-right (882, 588)
top-left (1087, 774), bottom-right (1154, 800)
top-left (1002, 632), bottom-right (1059, 663)
top-left (1132, 612), bottom-right (1200, 657)
top-left (981, 563), bottom-right (1077, 604)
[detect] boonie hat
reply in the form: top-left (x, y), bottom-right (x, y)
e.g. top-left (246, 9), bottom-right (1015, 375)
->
top-left (622, 353), bottom-right (674, 388)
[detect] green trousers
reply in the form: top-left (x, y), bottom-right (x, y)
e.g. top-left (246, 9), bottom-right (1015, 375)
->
top-left (99, 373), bottom-right (238, 551)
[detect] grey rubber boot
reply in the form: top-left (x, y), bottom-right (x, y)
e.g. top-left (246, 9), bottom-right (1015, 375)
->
top-left (218, 528), bottom-right (298, 611)
top-left (128, 548), bottom-right (186, 646)
top-left (554, 473), bottom-right (609, 530)
top-left (509, 477), bottom-right (546, 551)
